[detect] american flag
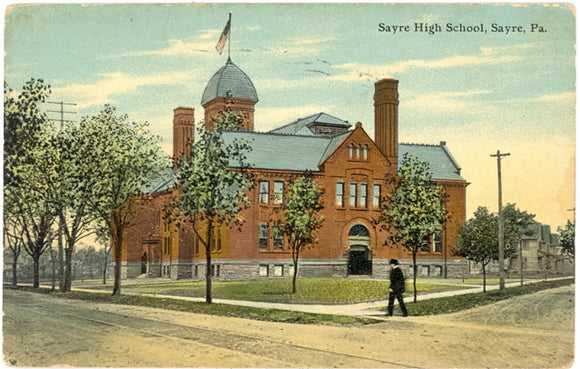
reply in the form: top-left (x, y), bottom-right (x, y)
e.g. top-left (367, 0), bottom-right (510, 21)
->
top-left (215, 16), bottom-right (231, 55)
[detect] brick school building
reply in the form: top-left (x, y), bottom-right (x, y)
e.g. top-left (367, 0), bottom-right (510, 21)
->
top-left (120, 58), bottom-right (469, 280)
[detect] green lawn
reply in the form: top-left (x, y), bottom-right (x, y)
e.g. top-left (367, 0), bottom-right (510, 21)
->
top-left (114, 278), bottom-right (472, 303)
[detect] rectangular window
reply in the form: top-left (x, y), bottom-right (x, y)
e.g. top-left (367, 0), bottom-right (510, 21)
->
top-left (421, 265), bottom-right (430, 276)
top-left (259, 180), bottom-right (269, 204)
top-left (359, 182), bottom-right (367, 208)
top-left (421, 235), bottom-right (430, 252)
top-left (349, 182), bottom-right (357, 207)
top-left (434, 265), bottom-right (442, 277)
top-left (273, 224), bottom-right (283, 249)
top-left (273, 265), bottom-right (283, 277)
top-left (335, 181), bottom-right (344, 206)
top-left (433, 231), bottom-right (442, 252)
top-left (259, 265), bottom-right (269, 277)
top-left (372, 183), bottom-right (381, 208)
top-left (259, 223), bottom-right (269, 249)
top-left (274, 181), bottom-right (284, 204)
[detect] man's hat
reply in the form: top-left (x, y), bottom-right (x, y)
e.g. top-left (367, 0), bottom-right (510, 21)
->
top-left (389, 259), bottom-right (399, 265)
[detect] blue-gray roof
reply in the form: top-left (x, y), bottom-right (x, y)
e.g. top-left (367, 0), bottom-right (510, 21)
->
top-left (144, 166), bottom-right (174, 193)
top-left (398, 143), bottom-right (464, 181)
top-left (270, 112), bottom-right (351, 135)
top-left (222, 130), bottom-right (349, 172)
top-left (201, 58), bottom-right (258, 106)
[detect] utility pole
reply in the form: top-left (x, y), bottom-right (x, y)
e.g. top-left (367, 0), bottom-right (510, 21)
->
top-left (46, 101), bottom-right (76, 129)
top-left (45, 100), bottom-right (76, 290)
top-left (491, 150), bottom-right (510, 290)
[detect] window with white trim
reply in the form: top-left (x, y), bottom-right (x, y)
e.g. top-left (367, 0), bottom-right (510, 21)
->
top-left (349, 182), bottom-right (357, 207)
top-left (372, 183), bottom-right (381, 208)
top-left (273, 224), bottom-right (284, 250)
top-left (259, 223), bottom-right (268, 249)
top-left (259, 180), bottom-right (269, 204)
top-left (273, 181), bottom-right (284, 204)
top-left (335, 181), bottom-right (344, 206)
top-left (359, 182), bottom-right (367, 208)
top-left (433, 231), bottom-right (442, 252)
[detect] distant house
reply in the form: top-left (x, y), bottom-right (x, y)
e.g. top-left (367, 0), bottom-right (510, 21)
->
top-left (120, 58), bottom-right (469, 280)
top-left (508, 222), bottom-right (574, 275)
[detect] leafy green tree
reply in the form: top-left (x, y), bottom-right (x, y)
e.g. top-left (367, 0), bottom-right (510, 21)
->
top-left (74, 105), bottom-right (168, 295)
top-left (4, 79), bottom-right (59, 288)
top-left (455, 206), bottom-right (499, 291)
top-left (375, 153), bottom-right (446, 302)
top-left (54, 120), bottom-right (126, 291)
top-left (558, 220), bottom-right (575, 261)
top-left (275, 174), bottom-right (324, 294)
top-left (503, 203), bottom-right (536, 253)
top-left (173, 111), bottom-right (253, 303)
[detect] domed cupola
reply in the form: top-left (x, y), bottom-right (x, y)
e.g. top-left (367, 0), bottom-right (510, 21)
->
top-left (201, 58), bottom-right (258, 130)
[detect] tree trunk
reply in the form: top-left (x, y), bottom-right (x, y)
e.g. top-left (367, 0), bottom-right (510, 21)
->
top-left (112, 222), bottom-right (123, 296)
top-left (102, 253), bottom-right (109, 284)
top-left (482, 262), bottom-right (487, 292)
top-left (412, 251), bottom-right (418, 302)
top-left (33, 254), bottom-right (40, 289)
top-left (292, 244), bottom-right (300, 294)
top-left (58, 224), bottom-right (65, 291)
top-left (63, 245), bottom-right (74, 292)
top-left (50, 247), bottom-right (57, 291)
top-left (11, 248), bottom-right (20, 287)
top-left (205, 220), bottom-right (213, 304)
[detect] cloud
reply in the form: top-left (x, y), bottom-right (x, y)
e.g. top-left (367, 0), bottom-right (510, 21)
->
top-left (534, 91), bottom-right (576, 104)
top-left (404, 90), bottom-right (492, 111)
top-left (52, 70), bottom-right (195, 109)
top-left (262, 35), bottom-right (336, 57)
top-left (328, 45), bottom-right (528, 82)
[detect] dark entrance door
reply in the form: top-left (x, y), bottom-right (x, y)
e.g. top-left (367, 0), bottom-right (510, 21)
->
top-left (141, 252), bottom-right (147, 274)
top-left (348, 247), bottom-right (372, 275)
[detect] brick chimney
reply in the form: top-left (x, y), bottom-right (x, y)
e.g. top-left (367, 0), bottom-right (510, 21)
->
top-left (374, 78), bottom-right (399, 169)
top-left (173, 107), bottom-right (194, 163)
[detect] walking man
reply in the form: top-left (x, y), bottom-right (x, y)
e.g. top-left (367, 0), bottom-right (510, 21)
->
top-left (387, 259), bottom-right (408, 316)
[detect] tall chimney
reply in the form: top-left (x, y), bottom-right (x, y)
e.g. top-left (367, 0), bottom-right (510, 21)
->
top-left (173, 107), bottom-right (194, 163)
top-left (374, 78), bottom-right (399, 168)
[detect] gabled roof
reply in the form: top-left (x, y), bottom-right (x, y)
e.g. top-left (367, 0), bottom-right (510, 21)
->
top-left (398, 142), bottom-right (464, 181)
top-left (201, 58), bottom-right (259, 106)
top-left (143, 166), bottom-right (174, 193)
top-left (222, 130), bottom-right (350, 172)
top-left (269, 112), bottom-right (351, 135)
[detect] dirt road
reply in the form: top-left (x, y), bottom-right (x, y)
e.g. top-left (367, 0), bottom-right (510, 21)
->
top-left (3, 284), bottom-right (574, 368)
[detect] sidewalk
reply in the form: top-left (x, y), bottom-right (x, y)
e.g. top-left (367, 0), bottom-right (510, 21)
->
top-left (105, 277), bottom-right (571, 321)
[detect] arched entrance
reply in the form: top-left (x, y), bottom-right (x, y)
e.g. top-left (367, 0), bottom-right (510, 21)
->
top-left (347, 224), bottom-right (372, 275)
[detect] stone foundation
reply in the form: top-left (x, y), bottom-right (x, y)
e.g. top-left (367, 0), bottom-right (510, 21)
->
top-left (119, 257), bottom-right (469, 281)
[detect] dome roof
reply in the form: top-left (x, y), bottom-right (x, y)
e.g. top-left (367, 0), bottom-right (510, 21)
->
top-left (201, 58), bottom-right (259, 106)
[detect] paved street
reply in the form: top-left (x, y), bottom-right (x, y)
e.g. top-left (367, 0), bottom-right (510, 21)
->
top-left (3, 282), bottom-right (575, 368)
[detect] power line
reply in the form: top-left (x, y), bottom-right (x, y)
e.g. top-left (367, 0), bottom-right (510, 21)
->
top-left (490, 150), bottom-right (510, 290)
top-left (45, 101), bottom-right (77, 129)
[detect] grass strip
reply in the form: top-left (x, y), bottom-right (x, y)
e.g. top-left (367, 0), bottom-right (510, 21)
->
top-left (406, 278), bottom-right (574, 316)
top-left (7, 286), bottom-right (380, 326)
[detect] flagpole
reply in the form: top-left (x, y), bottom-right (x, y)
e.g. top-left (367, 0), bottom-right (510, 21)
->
top-left (228, 12), bottom-right (232, 59)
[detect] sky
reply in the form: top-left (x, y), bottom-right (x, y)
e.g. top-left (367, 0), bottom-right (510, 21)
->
top-left (4, 2), bottom-right (576, 230)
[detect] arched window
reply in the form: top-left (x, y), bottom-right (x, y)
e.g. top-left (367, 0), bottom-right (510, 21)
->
top-left (362, 145), bottom-right (368, 159)
top-left (348, 224), bottom-right (370, 237)
top-left (348, 143), bottom-right (354, 158)
top-left (355, 145), bottom-right (361, 158)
